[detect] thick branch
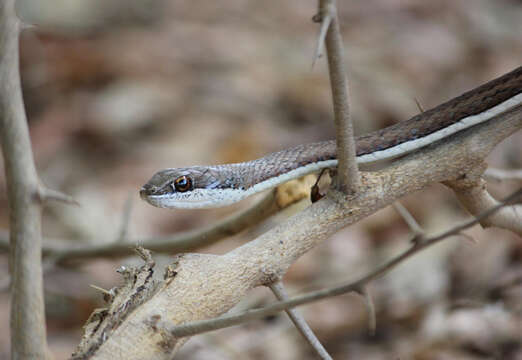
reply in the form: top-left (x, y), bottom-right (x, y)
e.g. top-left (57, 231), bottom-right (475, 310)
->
top-left (78, 104), bottom-right (521, 359)
top-left (0, 0), bottom-right (48, 357)
top-left (165, 188), bottom-right (521, 338)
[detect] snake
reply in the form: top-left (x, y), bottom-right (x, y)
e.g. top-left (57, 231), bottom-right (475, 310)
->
top-left (140, 66), bottom-right (522, 209)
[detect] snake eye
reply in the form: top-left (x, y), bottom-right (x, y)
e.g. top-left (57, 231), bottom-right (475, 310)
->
top-left (172, 175), bottom-right (192, 192)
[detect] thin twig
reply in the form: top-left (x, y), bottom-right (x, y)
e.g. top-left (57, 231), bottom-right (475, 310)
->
top-left (0, 189), bottom-right (280, 262)
top-left (165, 188), bottom-right (521, 337)
top-left (484, 168), bottom-right (522, 183)
top-left (393, 201), bottom-right (424, 236)
top-left (0, 0), bottom-right (48, 355)
top-left (311, 10), bottom-right (332, 68)
top-left (269, 281), bottom-right (332, 360)
top-left (316, 0), bottom-right (361, 194)
top-left (359, 286), bottom-right (376, 336)
top-left (89, 284), bottom-right (112, 296)
top-left (116, 192), bottom-right (134, 243)
top-left (37, 186), bottom-right (79, 206)
top-left (413, 97), bottom-right (425, 113)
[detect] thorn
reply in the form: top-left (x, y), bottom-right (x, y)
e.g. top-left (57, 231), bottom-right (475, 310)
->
top-left (362, 287), bottom-right (376, 336)
top-left (135, 246), bottom-right (155, 268)
top-left (20, 22), bottom-right (36, 31)
top-left (311, 185), bottom-right (323, 203)
top-left (90, 284), bottom-right (111, 295)
top-left (311, 13), bottom-right (323, 23)
top-left (36, 186), bottom-right (79, 206)
top-left (410, 233), bottom-right (425, 246)
top-left (393, 201), bottom-right (424, 236)
top-left (90, 284), bottom-right (116, 303)
top-left (352, 285), bottom-right (364, 296)
top-left (458, 232), bottom-right (477, 244)
top-left (353, 286), bottom-right (377, 335)
top-left (312, 9), bottom-right (333, 69)
top-left (483, 168), bottom-right (522, 183)
top-left (116, 192), bottom-right (134, 243)
top-left (413, 97), bottom-right (425, 113)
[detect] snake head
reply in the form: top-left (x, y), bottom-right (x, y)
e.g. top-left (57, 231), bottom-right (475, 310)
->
top-left (140, 166), bottom-right (243, 209)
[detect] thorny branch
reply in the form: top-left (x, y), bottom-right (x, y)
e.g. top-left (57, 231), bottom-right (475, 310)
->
top-left (0, 0), bottom-right (48, 356)
top-left (70, 97), bottom-right (522, 359)
top-left (165, 188), bottom-right (522, 338)
top-left (314, 0), bottom-right (361, 194)
top-left (3, 0), bottom-right (516, 357)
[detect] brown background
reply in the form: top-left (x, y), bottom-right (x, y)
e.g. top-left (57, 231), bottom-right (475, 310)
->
top-left (0, 0), bottom-right (521, 359)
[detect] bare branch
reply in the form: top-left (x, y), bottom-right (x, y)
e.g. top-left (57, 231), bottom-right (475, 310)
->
top-left (316, 0), bottom-right (361, 194)
top-left (269, 281), bottom-right (332, 360)
top-left (0, 189), bottom-right (280, 262)
top-left (448, 180), bottom-right (522, 235)
top-left (0, 0), bottom-right (48, 356)
top-left (165, 188), bottom-right (521, 339)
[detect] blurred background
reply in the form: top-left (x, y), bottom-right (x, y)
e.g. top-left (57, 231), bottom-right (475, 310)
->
top-left (0, 0), bottom-right (521, 359)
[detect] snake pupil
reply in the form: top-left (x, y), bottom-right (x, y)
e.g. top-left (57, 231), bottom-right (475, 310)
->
top-left (173, 175), bottom-right (192, 192)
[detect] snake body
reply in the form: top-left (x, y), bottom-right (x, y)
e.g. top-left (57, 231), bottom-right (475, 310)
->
top-left (140, 66), bottom-right (522, 209)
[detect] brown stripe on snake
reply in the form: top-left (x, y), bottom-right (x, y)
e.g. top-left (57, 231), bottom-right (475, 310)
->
top-left (354, 65), bottom-right (522, 155)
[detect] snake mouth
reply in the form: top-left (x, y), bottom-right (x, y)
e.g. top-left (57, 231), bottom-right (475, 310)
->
top-left (141, 194), bottom-right (174, 208)
top-left (143, 194), bottom-right (214, 209)
top-left (139, 185), bottom-right (155, 200)
top-left (140, 188), bottom-right (251, 209)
